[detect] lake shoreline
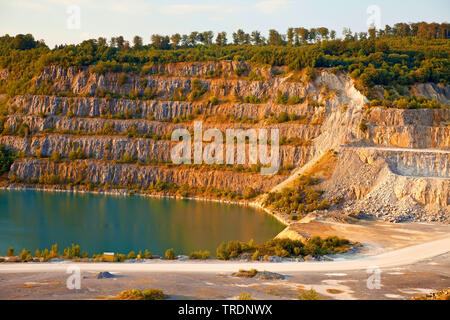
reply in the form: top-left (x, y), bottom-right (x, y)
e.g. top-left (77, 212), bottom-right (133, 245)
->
top-left (0, 182), bottom-right (290, 227)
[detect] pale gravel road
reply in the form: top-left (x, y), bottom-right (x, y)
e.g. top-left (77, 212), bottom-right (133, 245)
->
top-left (1, 236), bottom-right (449, 274)
top-left (342, 146), bottom-right (450, 154)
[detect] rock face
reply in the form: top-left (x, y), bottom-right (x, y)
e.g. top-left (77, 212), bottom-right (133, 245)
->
top-left (34, 62), bottom-right (347, 101)
top-left (411, 83), bottom-right (450, 105)
top-left (321, 148), bottom-right (449, 223)
top-left (0, 134), bottom-right (308, 168)
top-left (10, 159), bottom-right (285, 193)
top-left (354, 147), bottom-right (450, 178)
top-left (364, 108), bottom-right (449, 149)
top-left (1, 61), bottom-right (449, 222)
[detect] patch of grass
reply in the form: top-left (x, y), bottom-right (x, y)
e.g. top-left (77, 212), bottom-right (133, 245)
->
top-left (302, 150), bottom-right (338, 179)
top-left (412, 288), bottom-right (450, 300)
top-left (115, 288), bottom-right (167, 300)
top-left (298, 288), bottom-right (321, 300)
top-left (268, 111), bottom-right (304, 124)
top-left (188, 250), bottom-right (210, 259)
top-left (235, 269), bottom-right (258, 278)
top-left (237, 293), bottom-right (254, 300)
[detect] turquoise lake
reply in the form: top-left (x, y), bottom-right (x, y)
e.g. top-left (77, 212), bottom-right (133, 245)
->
top-left (0, 190), bottom-right (284, 256)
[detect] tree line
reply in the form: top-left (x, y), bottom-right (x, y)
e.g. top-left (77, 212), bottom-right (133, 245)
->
top-left (83, 22), bottom-right (450, 50)
top-left (2, 22), bottom-right (447, 51)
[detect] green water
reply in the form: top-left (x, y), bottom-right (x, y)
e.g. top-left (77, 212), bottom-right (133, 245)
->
top-left (0, 190), bottom-right (284, 256)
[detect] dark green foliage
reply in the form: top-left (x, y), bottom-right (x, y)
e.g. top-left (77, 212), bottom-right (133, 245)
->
top-left (235, 269), bottom-right (258, 278)
top-left (165, 248), bottom-right (175, 260)
top-left (116, 288), bottom-right (167, 300)
top-left (0, 144), bottom-right (14, 174)
top-left (188, 250), bottom-right (210, 259)
top-left (263, 175), bottom-right (329, 215)
top-left (359, 120), bottom-right (368, 132)
top-left (393, 95), bottom-right (445, 109)
top-left (303, 236), bottom-right (350, 256)
top-left (117, 73), bottom-right (128, 86)
top-left (68, 147), bottom-right (85, 160)
top-left (7, 247), bottom-right (14, 256)
top-left (216, 236), bottom-right (351, 260)
top-left (269, 111), bottom-right (304, 123)
top-left (188, 79), bottom-right (207, 101)
top-left (275, 90), bottom-right (288, 104)
top-left (11, 34), bottom-right (40, 50)
top-left (216, 240), bottom-right (251, 260)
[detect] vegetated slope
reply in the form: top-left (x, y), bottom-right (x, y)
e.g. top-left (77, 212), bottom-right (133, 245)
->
top-left (0, 56), bottom-right (448, 222)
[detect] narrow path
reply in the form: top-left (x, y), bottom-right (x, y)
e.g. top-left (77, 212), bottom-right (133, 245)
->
top-left (342, 145), bottom-right (450, 154)
top-left (1, 236), bottom-right (449, 274)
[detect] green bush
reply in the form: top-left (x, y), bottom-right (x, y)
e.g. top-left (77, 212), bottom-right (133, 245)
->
top-left (6, 247), bottom-right (14, 256)
top-left (68, 147), bottom-right (85, 160)
top-left (216, 240), bottom-right (251, 260)
top-left (16, 123), bottom-right (30, 137)
top-left (189, 79), bottom-right (207, 101)
top-left (251, 250), bottom-right (261, 261)
top-left (287, 95), bottom-right (304, 105)
top-left (237, 293), bottom-right (254, 300)
top-left (0, 145), bottom-right (15, 174)
top-left (359, 120), bottom-right (368, 133)
top-left (19, 249), bottom-right (31, 262)
top-left (276, 90), bottom-right (288, 104)
top-left (242, 187), bottom-right (258, 199)
top-left (50, 151), bottom-right (61, 162)
top-left (208, 95), bottom-right (219, 105)
top-left (119, 152), bottom-right (135, 164)
top-left (298, 288), bottom-right (321, 300)
top-left (117, 73), bottom-right (128, 86)
top-left (116, 288), bottom-right (167, 300)
top-left (263, 175), bottom-right (328, 215)
top-left (235, 269), bottom-right (258, 278)
top-left (215, 236), bottom-right (349, 260)
top-left (115, 253), bottom-right (126, 262)
top-left (189, 250), bottom-right (210, 259)
top-left (50, 243), bottom-right (59, 257)
top-left (165, 248), bottom-right (176, 260)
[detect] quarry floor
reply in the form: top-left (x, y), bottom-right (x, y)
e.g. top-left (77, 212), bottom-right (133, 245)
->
top-left (0, 252), bottom-right (448, 300)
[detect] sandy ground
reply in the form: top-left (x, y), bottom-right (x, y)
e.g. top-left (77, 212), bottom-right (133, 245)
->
top-left (0, 252), bottom-right (448, 300)
top-left (279, 220), bottom-right (450, 255)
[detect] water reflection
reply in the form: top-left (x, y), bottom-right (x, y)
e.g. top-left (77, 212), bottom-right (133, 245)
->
top-left (0, 190), bottom-right (284, 256)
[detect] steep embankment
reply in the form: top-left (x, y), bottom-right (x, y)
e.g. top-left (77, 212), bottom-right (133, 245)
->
top-left (0, 61), bottom-right (449, 222)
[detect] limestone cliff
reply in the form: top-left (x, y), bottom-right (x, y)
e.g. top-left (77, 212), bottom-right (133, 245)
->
top-left (1, 61), bottom-right (448, 222)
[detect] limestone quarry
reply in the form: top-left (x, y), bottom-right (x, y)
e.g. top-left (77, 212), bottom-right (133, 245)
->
top-left (0, 61), bottom-right (449, 224)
